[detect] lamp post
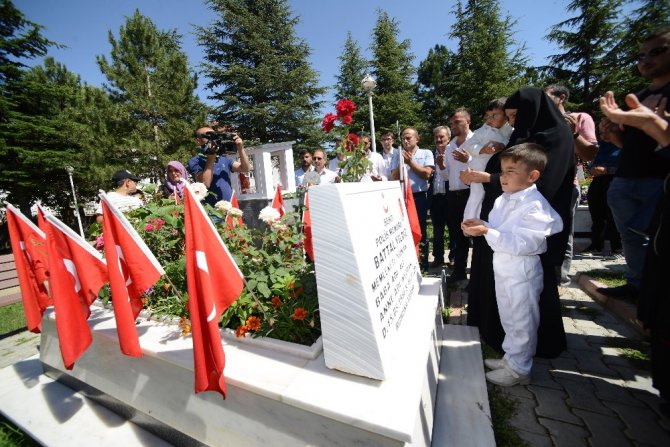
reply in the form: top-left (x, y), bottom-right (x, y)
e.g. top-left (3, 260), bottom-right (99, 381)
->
top-left (361, 74), bottom-right (377, 153)
top-left (65, 166), bottom-right (85, 238)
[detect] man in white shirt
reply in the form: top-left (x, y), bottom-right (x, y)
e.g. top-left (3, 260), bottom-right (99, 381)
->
top-left (445, 108), bottom-right (474, 282)
top-left (306, 148), bottom-right (338, 185)
top-left (359, 132), bottom-right (387, 182)
top-left (391, 128), bottom-right (435, 270)
top-left (95, 170), bottom-right (143, 223)
top-left (379, 131), bottom-right (396, 180)
top-left (429, 126), bottom-right (452, 268)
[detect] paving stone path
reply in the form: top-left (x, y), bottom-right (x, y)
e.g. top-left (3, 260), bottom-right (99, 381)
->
top-left (444, 252), bottom-right (670, 446)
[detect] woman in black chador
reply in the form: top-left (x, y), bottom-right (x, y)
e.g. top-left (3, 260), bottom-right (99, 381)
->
top-left (466, 87), bottom-right (574, 357)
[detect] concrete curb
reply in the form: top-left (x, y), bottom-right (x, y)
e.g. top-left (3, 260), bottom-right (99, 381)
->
top-left (576, 272), bottom-right (648, 337)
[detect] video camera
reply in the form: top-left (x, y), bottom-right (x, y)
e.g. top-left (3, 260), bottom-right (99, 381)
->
top-left (199, 131), bottom-right (238, 155)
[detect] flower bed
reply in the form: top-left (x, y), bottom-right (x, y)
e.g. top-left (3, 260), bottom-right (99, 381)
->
top-left (91, 186), bottom-right (320, 346)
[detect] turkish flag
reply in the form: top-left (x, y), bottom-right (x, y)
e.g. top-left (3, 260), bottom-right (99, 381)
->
top-left (36, 204), bottom-right (48, 234)
top-left (183, 185), bottom-right (243, 397)
top-left (302, 191), bottom-right (314, 262)
top-left (402, 167), bottom-right (422, 258)
top-left (100, 191), bottom-right (165, 357)
top-left (5, 203), bottom-right (51, 333)
top-left (44, 213), bottom-right (108, 369)
top-left (271, 183), bottom-right (285, 217)
top-left (226, 190), bottom-right (244, 229)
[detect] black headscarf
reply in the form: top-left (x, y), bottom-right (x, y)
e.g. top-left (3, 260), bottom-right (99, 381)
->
top-left (503, 87), bottom-right (575, 264)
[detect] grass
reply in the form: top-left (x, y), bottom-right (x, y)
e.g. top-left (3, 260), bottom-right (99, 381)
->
top-left (0, 416), bottom-right (37, 447)
top-left (481, 344), bottom-right (528, 447)
top-left (606, 336), bottom-right (652, 371)
top-left (0, 303), bottom-right (27, 337)
top-left (582, 269), bottom-right (626, 288)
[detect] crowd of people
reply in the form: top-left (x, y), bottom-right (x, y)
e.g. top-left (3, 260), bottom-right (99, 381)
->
top-left (93, 27), bottom-right (669, 400)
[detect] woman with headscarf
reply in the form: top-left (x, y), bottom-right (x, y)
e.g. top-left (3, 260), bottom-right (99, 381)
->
top-left (162, 160), bottom-right (188, 201)
top-left (463, 87), bottom-right (574, 358)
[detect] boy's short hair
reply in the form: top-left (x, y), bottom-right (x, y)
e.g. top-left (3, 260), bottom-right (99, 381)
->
top-left (545, 84), bottom-right (570, 102)
top-left (486, 98), bottom-right (507, 111)
top-left (500, 143), bottom-right (548, 174)
top-left (298, 148), bottom-right (312, 157)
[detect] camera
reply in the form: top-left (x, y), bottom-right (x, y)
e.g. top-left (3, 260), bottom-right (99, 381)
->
top-left (199, 131), bottom-right (237, 155)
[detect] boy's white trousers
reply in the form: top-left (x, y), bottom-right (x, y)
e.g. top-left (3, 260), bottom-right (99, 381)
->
top-left (492, 252), bottom-right (544, 376)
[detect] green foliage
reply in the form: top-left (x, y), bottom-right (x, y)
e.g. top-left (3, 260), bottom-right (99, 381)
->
top-left (368, 10), bottom-right (422, 134)
top-left (0, 302), bottom-right (26, 335)
top-left (334, 32), bottom-right (369, 129)
top-left (583, 268), bottom-right (626, 287)
top-left (97, 10), bottom-right (208, 180)
top-left (0, 58), bottom-right (110, 221)
top-left (416, 44), bottom-right (457, 133)
top-left (197, 0), bottom-right (326, 150)
top-left (446, 0), bottom-right (530, 125)
top-left (0, 0), bottom-right (55, 85)
top-left (90, 192), bottom-right (320, 345)
top-left (545, 0), bottom-right (625, 115)
top-left (0, 415), bottom-right (38, 447)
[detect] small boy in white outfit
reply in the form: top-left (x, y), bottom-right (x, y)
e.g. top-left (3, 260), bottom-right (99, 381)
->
top-left (461, 143), bottom-right (563, 386)
top-left (462, 98), bottom-right (514, 220)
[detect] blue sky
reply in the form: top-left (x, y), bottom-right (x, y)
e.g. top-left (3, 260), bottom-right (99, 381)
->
top-left (16, 0), bottom-right (636, 109)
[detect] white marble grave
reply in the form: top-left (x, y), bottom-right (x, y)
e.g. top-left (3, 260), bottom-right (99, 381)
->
top-left (39, 274), bottom-right (442, 446)
top-left (309, 181), bottom-right (422, 380)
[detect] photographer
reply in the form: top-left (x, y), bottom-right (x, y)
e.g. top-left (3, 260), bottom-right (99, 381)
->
top-left (187, 126), bottom-right (250, 206)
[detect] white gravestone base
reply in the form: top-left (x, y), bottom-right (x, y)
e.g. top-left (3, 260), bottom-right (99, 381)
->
top-left (39, 277), bottom-right (443, 446)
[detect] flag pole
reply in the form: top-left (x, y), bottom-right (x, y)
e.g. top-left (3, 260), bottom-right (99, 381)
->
top-left (241, 277), bottom-right (271, 324)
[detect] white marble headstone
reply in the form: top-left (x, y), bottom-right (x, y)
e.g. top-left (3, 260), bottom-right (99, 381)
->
top-left (309, 181), bottom-right (422, 380)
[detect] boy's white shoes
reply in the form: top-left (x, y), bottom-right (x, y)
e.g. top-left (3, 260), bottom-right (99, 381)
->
top-left (484, 358), bottom-right (506, 370)
top-left (485, 365), bottom-right (531, 386)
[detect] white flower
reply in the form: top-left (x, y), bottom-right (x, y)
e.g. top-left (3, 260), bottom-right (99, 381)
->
top-left (215, 200), bottom-right (232, 212)
top-left (272, 222), bottom-right (288, 232)
top-left (258, 206), bottom-right (280, 224)
top-left (189, 182), bottom-right (208, 202)
top-left (228, 207), bottom-right (243, 218)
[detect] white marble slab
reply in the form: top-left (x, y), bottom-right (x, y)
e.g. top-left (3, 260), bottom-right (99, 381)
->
top-left (0, 356), bottom-right (171, 447)
top-left (432, 325), bottom-right (496, 447)
top-left (309, 182), bottom-right (423, 380)
top-left (38, 278), bottom-right (443, 446)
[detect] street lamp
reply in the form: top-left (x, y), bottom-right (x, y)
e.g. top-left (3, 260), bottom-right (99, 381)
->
top-left (65, 165), bottom-right (85, 238)
top-left (361, 74), bottom-right (377, 153)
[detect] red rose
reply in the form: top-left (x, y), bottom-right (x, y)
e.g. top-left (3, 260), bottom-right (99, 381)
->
top-left (345, 133), bottom-right (360, 150)
top-left (321, 113), bottom-right (337, 133)
top-left (340, 114), bottom-right (352, 125)
top-left (336, 99), bottom-right (356, 118)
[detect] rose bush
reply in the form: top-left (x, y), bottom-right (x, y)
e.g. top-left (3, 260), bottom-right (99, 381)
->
top-left (322, 98), bottom-right (372, 182)
top-left (90, 184), bottom-right (320, 346)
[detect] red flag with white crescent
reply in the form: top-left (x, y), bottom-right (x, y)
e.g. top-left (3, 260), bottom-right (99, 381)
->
top-left (183, 185), bottom-right (243, 397)
top-left (5, 203), bottom-right (51, 333)
top-left (44, 213), bottom-right (108, 369)
top-left (100, 191), bottom-right (165, 357)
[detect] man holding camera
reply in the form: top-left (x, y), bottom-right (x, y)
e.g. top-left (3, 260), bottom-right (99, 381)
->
top-left (187, 126), bottom-right (251, 206)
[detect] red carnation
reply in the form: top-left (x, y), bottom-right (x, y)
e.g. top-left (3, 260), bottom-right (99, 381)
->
top-left (321, 113), bottom-right (337, 133)
top-left (336, 99), bottom-right (356, 118)
top-left (340, 114), bottom-right (352, 125)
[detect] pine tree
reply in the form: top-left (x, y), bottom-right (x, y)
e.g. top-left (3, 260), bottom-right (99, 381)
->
top-left (447, 0), bottom-right (529, 124)
top-left (545, 0), bottom-right (624, 114)
top-left (97, 10), bottom-right (207, 180)
top-left (197, 0), bottom-right (325, 148)
top-left (368, 10), bottom-right (422, 135)
top-left (416, 44), bottom-right (457, 133)
top-left (334, 32), bottom-right (368, 106)
top-left (0, 58), bottom-right (109, 220)
top-left (0, 0), bottom-right (54, 85)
